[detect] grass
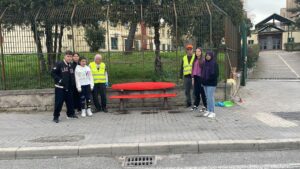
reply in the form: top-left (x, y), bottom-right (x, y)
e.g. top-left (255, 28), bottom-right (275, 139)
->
top-left (0, 51), bottom-right (226, 90)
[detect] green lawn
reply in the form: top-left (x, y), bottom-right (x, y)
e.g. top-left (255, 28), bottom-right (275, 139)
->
top-left (0, 51), bottom-right (226, 90)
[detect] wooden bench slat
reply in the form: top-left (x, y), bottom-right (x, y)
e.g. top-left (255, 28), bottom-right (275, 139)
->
top-left (109, 93), bottom-right (177, 99)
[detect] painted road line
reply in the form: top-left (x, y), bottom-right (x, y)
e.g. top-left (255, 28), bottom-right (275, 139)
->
top-left (276, 53), bottom-right (300, 78)
top-left (254, 112), bottom-right (298, 128)
top-left (142, 163), bottom-right (300, 169)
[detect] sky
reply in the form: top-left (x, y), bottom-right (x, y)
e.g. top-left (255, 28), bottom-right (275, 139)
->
top-left (245, 0), bottom-right (286, 25)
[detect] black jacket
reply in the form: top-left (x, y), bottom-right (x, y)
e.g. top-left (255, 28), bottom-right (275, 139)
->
top-left (71, 61), bottom-right (79, 70)
top-left (202, 63), bottom-right (219, 86)
top-left (51, 60), bottom-right (75, 89)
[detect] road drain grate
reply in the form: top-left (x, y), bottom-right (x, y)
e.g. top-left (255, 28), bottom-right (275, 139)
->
top-left (124, 155), bottom-right (155, 167)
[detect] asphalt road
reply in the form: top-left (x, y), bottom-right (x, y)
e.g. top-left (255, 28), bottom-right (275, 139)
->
top-left (1, 150), bottom-right (300, 169)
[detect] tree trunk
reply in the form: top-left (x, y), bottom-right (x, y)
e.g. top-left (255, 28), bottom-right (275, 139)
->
top-left (53, 24), bottom-right (58, 62)
top-left (154, 22), bottom-right (162, 75)
top-left (31, 22), bottom-right (46, 73)
top-left (45, 24), bottom-right (54, 70)
top-left (125, 21), bottom-right (138, 53)
top-left (57, 25), bottom-right (64, 61)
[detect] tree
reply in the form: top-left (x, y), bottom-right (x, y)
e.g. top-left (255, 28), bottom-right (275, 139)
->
top-left (212, 0), bottom-right (244, 25)
top-left (289, 0), bottom-right (300, 28)
top-left (84, 23), bottom-right (106, 52)
top-left (0, 0), bottom-right (74, 71)
top-left (0, 0), bottom-right (108, 71)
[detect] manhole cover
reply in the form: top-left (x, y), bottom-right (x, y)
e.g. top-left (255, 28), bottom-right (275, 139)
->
top-left (273, 112), bottom-right (300, 121)
top-left (123, 155), bottom-right (156, 167)
top-left (29, 135), bottom-right (85, 143)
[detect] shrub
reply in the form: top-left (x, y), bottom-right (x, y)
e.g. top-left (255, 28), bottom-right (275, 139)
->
top-left (247, 44), bottom-right (259, 68)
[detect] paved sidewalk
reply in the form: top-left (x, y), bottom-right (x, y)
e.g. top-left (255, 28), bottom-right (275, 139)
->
top-left (1, 51), bottom-right (300, 159)
top-left (249, 51), bottom-right (300, 79)
top-left (0, 104), bottom-right (299, 148)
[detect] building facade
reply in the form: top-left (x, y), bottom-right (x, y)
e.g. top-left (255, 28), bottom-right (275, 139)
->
top-left (0, 22), bottom-right (173, 54)
top-left (248, 13), bottom-right (299, 51)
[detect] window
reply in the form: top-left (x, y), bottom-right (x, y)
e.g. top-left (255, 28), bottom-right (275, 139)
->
top-left (288, 37), bottom-right (295, 43)
top-left (67, 34), bottom-right (73, 40)
top-left (150, 42), bottom-right (153, 50)
top-left (248, 40), bottom-right (254, 45)
top-left (162, 44), bottom-right (166, 51)
top-left (134, 40), bottom-right (140, 51)
top-left (111, 37), bottom-right (118, 50)
top-left (161, 29), bottom-right (165, 38)
top-left (100, 41), bottom-right (106, 49)
top-left (149, 29), bottom-right (153, 36)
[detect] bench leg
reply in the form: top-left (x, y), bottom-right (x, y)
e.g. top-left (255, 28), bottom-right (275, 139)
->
top-left (162, 97), bottom-right (170, 110)
top-left (120, 99), bottom-right (124, 111)
top-left (118, 99), bottom-right (128, 114)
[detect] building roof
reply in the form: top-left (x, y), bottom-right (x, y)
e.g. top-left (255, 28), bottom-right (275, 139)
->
top-left (257, 24), bottom-right (285, 33)
top-left (255, 13), bottom-right (295, 29)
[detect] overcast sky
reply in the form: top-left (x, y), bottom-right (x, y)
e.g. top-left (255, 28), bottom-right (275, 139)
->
top-left (245, 0), bottom-right (286, 25)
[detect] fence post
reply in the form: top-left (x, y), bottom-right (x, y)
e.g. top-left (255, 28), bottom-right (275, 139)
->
top-left (173, 0), bottom-right (179, 84)
top-left (0, 8), bottom-right (7, 90)
top-left (141, 3), bottom-right (145, 79)
top-left (241, 20), bottom-right (247, 86)
top-left (205, 2), bottom-right (213, 47)
top-left (34, 8), bottom-right (42, 88)
top-left (106, 5), bottom-right (111, 70)
top-left (71, 5), bottom-right (77, 52)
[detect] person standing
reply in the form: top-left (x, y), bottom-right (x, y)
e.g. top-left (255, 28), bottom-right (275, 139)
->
top-left (191, 47), bottom-right (207, 112)
top-left (72, 52), bottom-right (81, 114)
top-left (51, 50), bottom-right (78, 123)
top-left (202, 51), bottom-right (219, 118)
top-left (180, 44), bottom-right (195, 108)
top-left (75, 56), bottom-right (94, 117)
top-left (89, 54), bottom-right (108, 113)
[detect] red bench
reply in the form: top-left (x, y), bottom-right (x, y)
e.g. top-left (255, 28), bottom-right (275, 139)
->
top-left (109, 82), bottom-right (177, 111)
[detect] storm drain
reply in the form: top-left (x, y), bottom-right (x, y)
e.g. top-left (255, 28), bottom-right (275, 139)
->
top-left (123, 155), bottom-right (156, 167)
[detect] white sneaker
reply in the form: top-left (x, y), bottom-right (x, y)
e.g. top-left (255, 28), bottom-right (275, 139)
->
top-left (200, 107), bottom-right (206, 112)
top-left (203, 111), bottom-right (210, 117)
top-left (86, 108), bottom-right (93, 117)
top-left (81, 109), bottom-right (86, 117)
top-left (208, 112), bottom-right (216, 118)
top-left (190, 106), bottom-right (198, 111)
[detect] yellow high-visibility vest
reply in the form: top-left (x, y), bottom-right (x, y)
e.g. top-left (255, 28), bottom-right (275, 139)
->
top-left (89, 62), bottom-right (106, 84)
top-left (183, 54), bottom-right (195, 75)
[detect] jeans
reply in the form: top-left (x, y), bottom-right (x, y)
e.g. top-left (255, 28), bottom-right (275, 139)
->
top-left (203, 86), bottom-right (216, 113)
top-left (80, 85), bottom-right (91, 109)
top-left (193, 76), bottom-right (207, 108)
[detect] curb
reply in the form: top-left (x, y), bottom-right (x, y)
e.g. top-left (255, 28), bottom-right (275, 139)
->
top-left (1, 139), bottom-right (300, 160)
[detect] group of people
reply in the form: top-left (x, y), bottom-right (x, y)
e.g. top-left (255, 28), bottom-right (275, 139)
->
top-left (51, 51), bottom-right (108, 123)
top-left (51, 45), bottom-right (218, 123)
top-left (181, 44), bottom-right (219, 118)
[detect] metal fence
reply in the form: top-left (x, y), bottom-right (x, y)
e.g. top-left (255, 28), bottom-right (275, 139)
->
top-left (0, 1), bottom-right (241, 90)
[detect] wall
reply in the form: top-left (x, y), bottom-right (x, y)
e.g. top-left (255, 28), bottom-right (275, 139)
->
top-left (282, 31), bottom-right (300, 50)
top-left (0, 83), bottom-right (235, 112)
